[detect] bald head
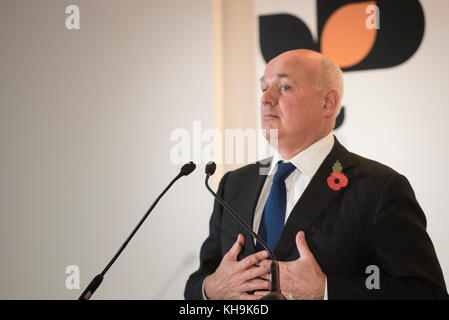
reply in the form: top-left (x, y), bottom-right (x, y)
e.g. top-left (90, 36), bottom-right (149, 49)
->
top-left (275, 50), bottom-right (344, 116)
top-left (260, 49), bottom-right (344, 158)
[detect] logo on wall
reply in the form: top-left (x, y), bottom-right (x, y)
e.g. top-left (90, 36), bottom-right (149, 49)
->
top-left (259, 0), bottom-right (425, 128)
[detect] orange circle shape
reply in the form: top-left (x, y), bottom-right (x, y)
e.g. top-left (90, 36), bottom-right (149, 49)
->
top-left (321, 1), bottom-right (377, 68)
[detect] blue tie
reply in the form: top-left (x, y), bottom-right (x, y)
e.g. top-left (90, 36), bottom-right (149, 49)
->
top-left (256, 161), bottom-right (296, 252)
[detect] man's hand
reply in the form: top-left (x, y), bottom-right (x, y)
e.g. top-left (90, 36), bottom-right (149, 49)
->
top-left (257, 231), bottom-right (326, 300)
top-left (204, 234), bottom-right (270, 300)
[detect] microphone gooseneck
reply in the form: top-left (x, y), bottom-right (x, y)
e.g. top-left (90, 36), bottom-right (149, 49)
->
top-left (79, 161), bottom-right (196, 300)
top-left (204, 161), bottom-right (286, 300)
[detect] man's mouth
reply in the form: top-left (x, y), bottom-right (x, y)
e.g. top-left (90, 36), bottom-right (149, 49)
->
top-left (263, 114), bottom-right (280, 119)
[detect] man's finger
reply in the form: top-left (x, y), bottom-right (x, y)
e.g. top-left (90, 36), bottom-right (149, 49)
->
top-left (258, 272), bottom-right (270, 281)
top-left (224, 234), bottom-right (245, 261)
top-left (259, 259), bottom-right (272, 270)
top-left (296, 231), bottom-right (312, 259)
top-left (241, 265), bottom-right (270, 281)
top-left (237, 250), bottom-right (268, 271)
top-left (242, 278), bottom-right (270, 292)
top-left (253, 290), bottom-right (270, 297)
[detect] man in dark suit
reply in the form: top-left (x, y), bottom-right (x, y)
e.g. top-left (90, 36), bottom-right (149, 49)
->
top-left (184, 49), bottom-right (447, 300)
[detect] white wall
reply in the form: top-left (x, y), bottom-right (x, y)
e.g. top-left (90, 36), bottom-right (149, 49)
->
top-left (0, 0), bottom-right (214, 299)
top-left (2, 0), bottom-right (447, 300)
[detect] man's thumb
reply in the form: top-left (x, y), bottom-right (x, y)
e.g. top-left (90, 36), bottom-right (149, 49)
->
top-left (225, 234), bottom-right (244, 260)
top-left (296, 231), bottom-right (311, 259)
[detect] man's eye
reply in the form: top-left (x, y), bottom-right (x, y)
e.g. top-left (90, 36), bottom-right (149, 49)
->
top-left (281, 85), bottom-right (290, 91)
top-left (261, 88), bottom-right (267, 92)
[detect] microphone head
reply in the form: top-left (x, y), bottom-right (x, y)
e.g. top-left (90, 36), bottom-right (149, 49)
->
top-left (180, 161), bottom-right (196, 176)
top-left (205, 161), bottom-right (216, 176)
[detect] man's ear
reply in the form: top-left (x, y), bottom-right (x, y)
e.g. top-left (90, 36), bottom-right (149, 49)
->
top-left (322, 89), bottom-right (339, 118)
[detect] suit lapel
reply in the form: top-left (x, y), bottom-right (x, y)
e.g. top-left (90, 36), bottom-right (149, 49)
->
top-left (274, 137), bottom-right (355, 260)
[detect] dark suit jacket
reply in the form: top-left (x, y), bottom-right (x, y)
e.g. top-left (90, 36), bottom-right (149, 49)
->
top-left (184, 137), bottom-right (448, 299)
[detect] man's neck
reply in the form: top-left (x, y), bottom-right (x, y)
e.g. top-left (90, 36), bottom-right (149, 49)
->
top-left (277, 132), bottom-right (332, 160)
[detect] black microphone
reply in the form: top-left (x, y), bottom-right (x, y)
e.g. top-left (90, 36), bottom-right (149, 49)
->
top-left (79, 161), bottom-right (196, 300)
top-left (204, 161), bottom-right (286, 300)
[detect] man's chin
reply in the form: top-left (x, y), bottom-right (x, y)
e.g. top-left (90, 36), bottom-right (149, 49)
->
top-left (261, 120), bottom-right (280, 130)
top-left (262, 127), bottom-right (281, 144)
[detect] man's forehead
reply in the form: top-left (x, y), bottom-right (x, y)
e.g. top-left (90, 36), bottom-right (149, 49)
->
top-left (261, 55), bottom-right (316, 83)
top-left (260, 73), bottom-right (289, 82)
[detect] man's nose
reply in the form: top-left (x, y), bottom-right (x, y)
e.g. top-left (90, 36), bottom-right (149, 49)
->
top-left (261, 87), bottom-right (277, 106)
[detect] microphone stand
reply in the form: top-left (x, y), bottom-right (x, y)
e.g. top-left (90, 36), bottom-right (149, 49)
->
top-left (204, 162), bottom-right (285, 300)
top-left (79, 162), bottom-right (196, 300)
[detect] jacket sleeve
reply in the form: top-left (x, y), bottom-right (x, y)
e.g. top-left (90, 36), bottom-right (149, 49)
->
top-left (184, 172), bottom-right (229, 300)
top-left (328, 174), bottom-right (448, 299)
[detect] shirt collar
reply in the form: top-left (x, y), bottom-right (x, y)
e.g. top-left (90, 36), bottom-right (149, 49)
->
top-left (267, 133), bottom-right (335, 178)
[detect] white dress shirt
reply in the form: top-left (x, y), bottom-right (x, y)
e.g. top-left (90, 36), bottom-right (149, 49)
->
top-left (203, 133), bottom-right (334, 300)
top-left (253, 133), bottom-right (335, 237)
top-left (252, 132), bottom-right (334, 300)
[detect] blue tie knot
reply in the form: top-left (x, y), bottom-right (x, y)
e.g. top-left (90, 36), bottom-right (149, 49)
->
top-left (273, 162), bottom-right (296, 182)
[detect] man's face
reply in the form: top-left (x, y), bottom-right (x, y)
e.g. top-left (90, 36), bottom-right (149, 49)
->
top-left (260, 54), bottom-right (324, 146)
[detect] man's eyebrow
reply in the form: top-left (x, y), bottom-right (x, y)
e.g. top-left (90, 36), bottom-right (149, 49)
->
top-left (260, 74), bottom-right (289, 82)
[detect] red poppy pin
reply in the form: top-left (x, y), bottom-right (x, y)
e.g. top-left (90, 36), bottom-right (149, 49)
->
top-left (327, 160), bottom-right (348, 191)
